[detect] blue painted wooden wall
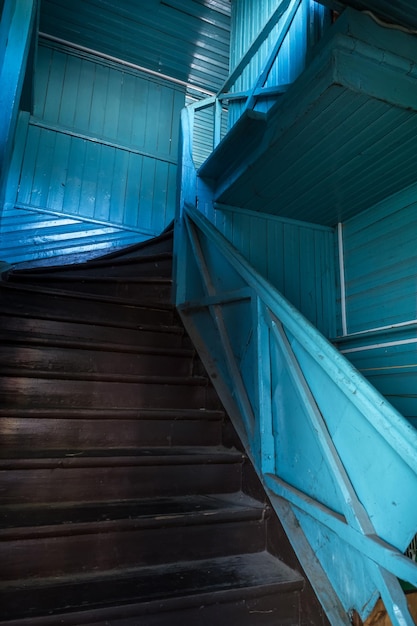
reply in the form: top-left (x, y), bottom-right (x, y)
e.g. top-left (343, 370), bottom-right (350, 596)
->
top-left (334, 182), bottom-right (417, 426)
top-left (228, 0), bottom-right (329, 125)
top-left (1, 37), bottom-right (185, 265)
top-left (197, 200), bottom-right (337, 338)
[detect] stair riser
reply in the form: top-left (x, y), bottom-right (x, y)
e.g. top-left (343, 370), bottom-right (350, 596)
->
top-left (16, 280), bottom-right (172, 302)
top-left (0, 417), bottom-right (223, 449)
top-left (0, 463), bottom-right (243, 505)
top-left (1, 519), bottom-right (266, 580)
top-left (0, 378), bottom-right (220, 410)
top-left (0, 347), bottom-right (194, 378)
top-left (0, 315), bottom-right (187, 349)
top-left (0, 290), bottom-right (175, 326)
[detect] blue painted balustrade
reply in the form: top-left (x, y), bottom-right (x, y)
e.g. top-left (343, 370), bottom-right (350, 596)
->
top-left (174, 4), bottom-right (417, 624)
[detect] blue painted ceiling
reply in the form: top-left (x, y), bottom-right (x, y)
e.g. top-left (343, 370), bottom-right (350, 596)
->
top-left (38, 0), bottom-right (231, 96)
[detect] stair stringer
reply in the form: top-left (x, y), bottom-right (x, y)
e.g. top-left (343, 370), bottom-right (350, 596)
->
top-left (174, 204), bottom-right (417, 626)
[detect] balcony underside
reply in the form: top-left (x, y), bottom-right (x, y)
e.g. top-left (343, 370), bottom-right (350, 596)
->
top-left (199, 9), bottom-right (417, 227)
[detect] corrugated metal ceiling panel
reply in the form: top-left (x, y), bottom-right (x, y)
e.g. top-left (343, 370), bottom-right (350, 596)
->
top-left (39, 0), bottom-right (231, 95)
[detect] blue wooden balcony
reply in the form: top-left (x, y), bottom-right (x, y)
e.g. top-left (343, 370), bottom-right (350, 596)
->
top-left (199, 8), bottom-right (417, 226)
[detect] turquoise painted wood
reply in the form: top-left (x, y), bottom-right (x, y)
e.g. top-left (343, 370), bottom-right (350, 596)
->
top-left (331, 181), bottom-right (417, 428)
top-left (199, 202), bottom-right (338, 338)
top-left (227, 0), bottom-right (330, 125)
top-left (175, 201), bottom-right (417, 626)
top-left (199, 9), bottom-right (417, 227)
top-left (174, 7), bottom-right (417, 622)
top-left (0, 0), bottom-right (38, 210)
top-left (3, 38), bottom-right (184, 264)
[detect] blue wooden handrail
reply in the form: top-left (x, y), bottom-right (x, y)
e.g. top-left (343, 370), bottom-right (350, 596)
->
top-left (174, 200), bottom-right (417, 625)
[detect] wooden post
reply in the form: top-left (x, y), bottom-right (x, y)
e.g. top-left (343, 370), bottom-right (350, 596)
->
top-left (0, 0), bottom-right (38, 209)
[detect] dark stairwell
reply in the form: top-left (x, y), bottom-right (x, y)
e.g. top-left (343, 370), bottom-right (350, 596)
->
top-left (0, 230), bottom-right (327, 625)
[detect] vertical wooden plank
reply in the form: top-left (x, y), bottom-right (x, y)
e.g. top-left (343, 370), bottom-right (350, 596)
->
top-left (109, 148), bottom-right (128, 225)
top-left (73, 57), bottom-right (95, 131)
top-left (300, 226), bottom-right (316, 326)
top-left (138, 157), bottom-right (156, 231)
top-left (103, 68), bottom-right (122, 141)
top-left (250, 214), bottom-right (268, 276)
top-left (267, 220), bottom-right (285, 292)
top-left (89, 63), bottom-right (108, 137)
top-left (79, 139), bottom-right (99, 218)
top-left (33, 44), bottom-right (52, 120)
top-left (151, 160), bottom-right (169, 233)
top-left (131, 76), bottom-right (149, 149)
top-left (156, 85), bottom-right (175, 156)
top-left (94, 144), bottom-right (115, 222)
top-left (117, 72), bottom-right (135, 147)
top-left (59, 54), bottom-right (81, 128)
top-left (124, 152), bottom-right (143, 228)
top-left (165, 162), bottom-right (177, 226)
top-left (46, 130), bottom-right (71, 212)
top-left (170, 89), bottom-right (186, 157)
top-left (43, 48), bottom-right (66, 125)
top-left (30, 128), bottom-right (56, 208)
top-left (283, 222), bottom-right (300, 309)
top-left (144, 81), bottom-right (162, 154)
top-left (63, 136), bottom-right (87, 216)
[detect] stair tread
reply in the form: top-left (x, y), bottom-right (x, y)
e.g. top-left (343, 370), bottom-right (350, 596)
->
top-left (0, 445), bottom-right (244, 467)
top-left (0, 312), bottom-right (184, 336)
top-left (0, 371), bottom-right (209, 384)
top-left (0, 551), bottom-right (303, 620)
top-left (9, 275), bottom-right (172, 284)
top-left (0, 336), bottom-right (195, 357)
top-left (0, 492), bottom-right (264, 532)
top-left (10, 251), bottom-right (173, 275)
top-left (0, 281), bottom-right (173, 310)
top-left (0, 407), bottom-right (224, 420)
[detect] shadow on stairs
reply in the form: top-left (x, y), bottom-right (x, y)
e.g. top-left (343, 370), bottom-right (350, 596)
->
top-left (0, 230), bottom-right (328, 625)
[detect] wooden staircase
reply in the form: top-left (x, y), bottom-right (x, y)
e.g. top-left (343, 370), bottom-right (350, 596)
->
top-left (0, 231), bottom-right (324, 625)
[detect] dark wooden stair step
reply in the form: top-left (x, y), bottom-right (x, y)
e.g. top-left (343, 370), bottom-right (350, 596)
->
top-left (0, 373), bottom-right (219, 410)
top-left (0, 551), bottom-right (303, 625)
top-left (0, 446), bottom-right (244, 504)
top-left (0, 493), bottom-right (267, 580)
top-left (0, 343), bottom-right (197, 378)
top-left (7, 275), bottom-right (173, 302)
top-left (0, 407), bottom-right (224, 449)
top-left (0, 282), bottom-right (175, 326)
top-left (0, 312), bottom-right (188, 349)
top-left (94, 228), bottom-right (173, 260)
top-left (10, 251), bottom-right (173, 278)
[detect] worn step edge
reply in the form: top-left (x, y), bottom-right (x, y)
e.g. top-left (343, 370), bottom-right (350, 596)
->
top-left (0, 552), bottom-right (303, 625)
top-left (0, 371), bottom-right (209, 385)
top-left (9, 252), bottom-right (173, 275)
top-left (0, 282), bottom-right (174, 311)
top-left (0, 494), bottom-right (265, 539)
top-left (0, 336), bottom-right (195, 358)
top-left (0, 312), bottom-right (184, 336)
top-left (0, 446), bottom-right (244, 469)
top-left (8, 275), bottom-right (173, 285)
top-left (0, 407), bottom-right (224, 420)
